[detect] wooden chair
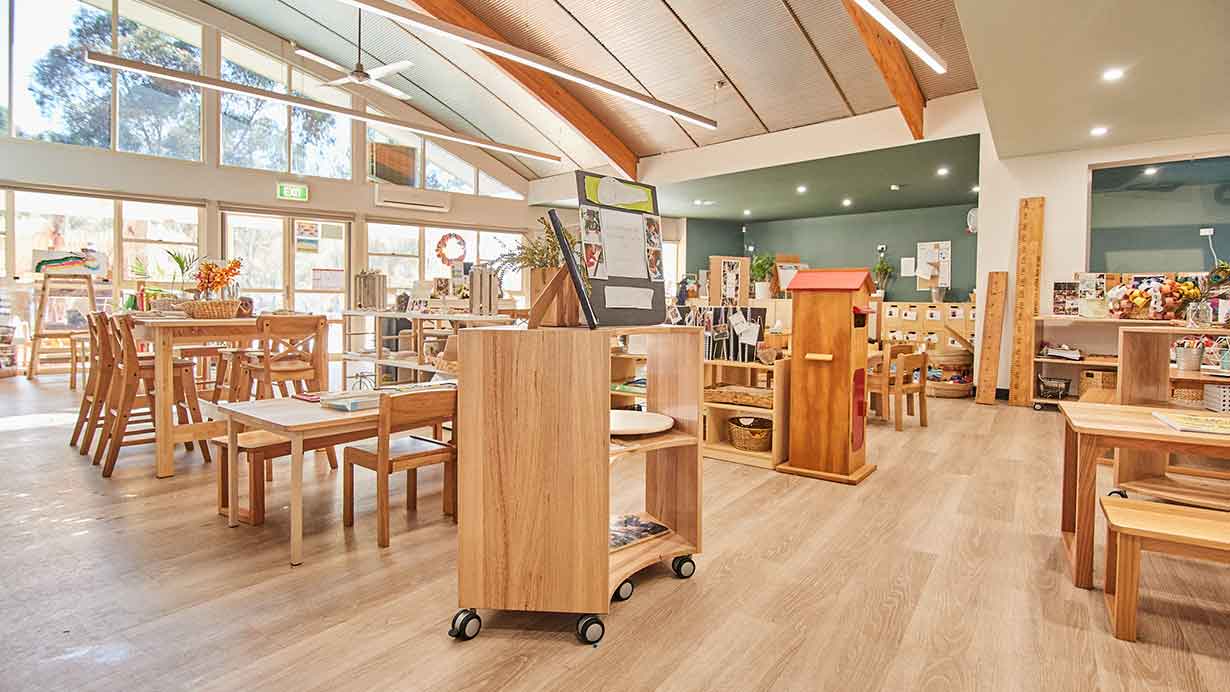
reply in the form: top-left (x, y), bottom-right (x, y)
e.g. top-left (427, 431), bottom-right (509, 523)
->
top-left (241, 315), bottom-right (327, 400)
top-left (867, 343), bottom-right (914, 421)
top-left (891, 351), bottom-right (929, 431)
top-left (1101, 496), bottom-right (1230, 641)
top-left (70, 312), bottom-right (111, 453)
top-left (343, 388), bottom-right (457, 547)
top-left (97, 314), bottom-right (212, 477)
top-left (210, 346), bottom-right (260, 403)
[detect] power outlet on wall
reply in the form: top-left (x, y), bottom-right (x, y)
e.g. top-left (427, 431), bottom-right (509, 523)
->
top-left (1200, 227), bottom-right (1215, 237)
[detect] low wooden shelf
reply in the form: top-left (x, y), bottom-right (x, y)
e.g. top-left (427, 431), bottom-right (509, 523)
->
top-left (701, 357), bottom-right (789, 470)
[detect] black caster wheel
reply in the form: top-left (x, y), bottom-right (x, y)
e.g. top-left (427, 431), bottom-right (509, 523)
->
top-left (671, 555), bottom-right (696, 579)
top-left (612, 578), bottom-right (634, 602)
top-left (576, 615), bottom-right (604, 645)
top-left (449, 609), bottom-right (481, 641)
top-left (1033, 403), bottom-right (1044, 411)
top-left (1108, 490), bottom-right (1128, 499)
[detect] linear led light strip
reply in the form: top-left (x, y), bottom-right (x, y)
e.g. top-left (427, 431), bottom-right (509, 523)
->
top-left (333, 0), bottom-right (718, 130)
top-left (85, 50), bottom-right (561, 164)
top-left (851, 0), bottom-right (947, 74)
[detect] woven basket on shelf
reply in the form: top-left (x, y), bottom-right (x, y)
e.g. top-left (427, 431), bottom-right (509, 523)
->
top-left (177, 299), bottom-right (241, 319)
top-left (704, 384), bottom-right (773, 409)
top-left (728, 416), bottom-right (772, 452)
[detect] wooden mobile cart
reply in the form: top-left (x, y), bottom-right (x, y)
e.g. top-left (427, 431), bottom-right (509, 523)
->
top-left (451, 325), bottom-right (703, 645)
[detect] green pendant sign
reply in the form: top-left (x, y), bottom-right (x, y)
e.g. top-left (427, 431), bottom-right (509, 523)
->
top-left (276, 181), bottom-right (310, 202)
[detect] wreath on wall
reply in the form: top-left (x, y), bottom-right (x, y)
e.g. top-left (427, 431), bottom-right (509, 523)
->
top-left (435, 232), bottom-right (467, 265)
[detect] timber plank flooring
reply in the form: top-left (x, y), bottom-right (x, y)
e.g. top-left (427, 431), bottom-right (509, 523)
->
top-left (1, 377), bottom-right (1228, 691)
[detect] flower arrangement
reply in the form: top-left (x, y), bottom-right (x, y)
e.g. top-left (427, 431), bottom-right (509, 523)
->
top-left (194, 258), bottom-right (242, 298)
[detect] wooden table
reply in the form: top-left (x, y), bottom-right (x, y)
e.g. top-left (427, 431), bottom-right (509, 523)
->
top-left (1058, 401), bottom-right (1230, 588)
top-left (130, 316), bottom-right (328, 478)
top-left (216, 398), bottom-right (380, 566)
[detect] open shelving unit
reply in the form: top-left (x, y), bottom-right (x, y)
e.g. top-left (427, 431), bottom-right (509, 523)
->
top-left (455, 325), bottom-right (702, 644)
top-left (340, 309), bottom-right (513, 388)
top-left (700, 358), bottom-right (789, 469)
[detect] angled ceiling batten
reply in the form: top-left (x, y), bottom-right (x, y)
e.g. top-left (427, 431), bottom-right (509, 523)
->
top-left (842, 0), bottom-right (925, 140)
top-left (780, 0), bottom-right (855, 117)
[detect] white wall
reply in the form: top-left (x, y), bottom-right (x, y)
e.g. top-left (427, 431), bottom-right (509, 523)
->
top-left (628, 90), bottom-right (1230, 390)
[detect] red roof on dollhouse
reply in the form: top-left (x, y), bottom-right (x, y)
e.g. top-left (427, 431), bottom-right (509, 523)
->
top-left (787, 269), bottom-right (874, 292)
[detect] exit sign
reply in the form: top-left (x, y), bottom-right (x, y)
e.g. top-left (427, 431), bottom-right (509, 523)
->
top-left (276, 181), bottom-right (309, 202)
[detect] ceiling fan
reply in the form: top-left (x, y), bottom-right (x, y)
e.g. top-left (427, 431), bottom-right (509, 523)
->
top-left (319, 10), bottom-right (413, 99)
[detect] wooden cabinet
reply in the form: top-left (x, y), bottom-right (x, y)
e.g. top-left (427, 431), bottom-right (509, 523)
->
top-left (455, 325), bottom-right (703, 639)
top-left (701, 358), bottom-right (790, 469)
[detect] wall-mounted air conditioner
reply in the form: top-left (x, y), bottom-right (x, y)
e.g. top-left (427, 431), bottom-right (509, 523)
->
top-left (373, 183), bottom-right (451, 213)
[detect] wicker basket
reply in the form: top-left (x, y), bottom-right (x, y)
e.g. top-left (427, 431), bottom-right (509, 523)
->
top-left (177, 299), bottom-right (241, 319)
top-left (728, 416), bottom-right (772, 452)
top-left (705, 384), bottom-right (773, 409)
top-left (929, 380), bottom-right (973, 398)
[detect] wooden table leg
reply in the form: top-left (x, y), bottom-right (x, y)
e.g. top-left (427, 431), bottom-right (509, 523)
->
top-left (315, 320), bottom-right (329, 393)
top-left (1071, 434), bottom-right (1101, 589)
top-left (290, 434), bottom-right (304, 566)
top-left (154, 329), bottom-right (176, 478)
top-left (227, 416), bottom-right (240, 528)
top-left (1061, 421), bottom-right (1077, 536)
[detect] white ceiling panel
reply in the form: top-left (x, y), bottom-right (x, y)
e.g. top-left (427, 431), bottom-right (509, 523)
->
top-left (884, 0), bottom-right (977, 100)
top-left (786, 0), bottom-right (893, 115)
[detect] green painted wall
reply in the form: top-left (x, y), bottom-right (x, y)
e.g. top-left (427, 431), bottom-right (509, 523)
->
top-left (1089, 225), bottom-right (1227, 273)
top-left (685, 218), bottom-right (745, 274)
top-left (745, 204), bottom-right (977, 301)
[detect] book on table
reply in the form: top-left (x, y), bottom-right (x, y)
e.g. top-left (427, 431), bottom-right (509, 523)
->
top-left (1152, 411), bottom-right (1230, 435)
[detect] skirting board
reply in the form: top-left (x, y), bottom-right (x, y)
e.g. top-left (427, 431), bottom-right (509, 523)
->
top-left (775, 463), bottom-right (877, 485)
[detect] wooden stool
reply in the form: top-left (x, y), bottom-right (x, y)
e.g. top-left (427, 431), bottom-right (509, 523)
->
top-left (1101, 496), bottom-right (1230, 641)
top-left (98, 314), bottom-right (212, 477)
top-left (891, 351), bottom-right (929, 431)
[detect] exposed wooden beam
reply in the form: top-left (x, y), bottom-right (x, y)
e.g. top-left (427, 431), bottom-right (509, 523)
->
top-left (406, 0), bottom-right (640, 178)
top-left (841, 0), bottom-right (925, 140)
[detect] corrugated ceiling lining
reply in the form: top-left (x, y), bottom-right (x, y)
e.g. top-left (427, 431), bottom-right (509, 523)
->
top-left (458, 0), bottom-right (697, 157)
top-left (786, 0), bottom-right (894, 114)
top-left (663, 0), bottom-right (849, 131)
top-left (556, 0), bottom-right (764, 147)
top-left (884, 0), bottom-right (978, 99)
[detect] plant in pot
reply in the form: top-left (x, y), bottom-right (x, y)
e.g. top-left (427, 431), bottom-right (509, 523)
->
top-left (492, 217), bottom-right (584, 325)
top-left (872, 252), bottom-right (894, 294)
top-left (750, 253), bottom-right (775, 299)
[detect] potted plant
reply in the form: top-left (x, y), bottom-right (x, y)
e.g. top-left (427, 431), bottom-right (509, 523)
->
top-left (492, 217), bottom-right (583, 325)
top-left (750, 253), bottom-right (775, 300)
top-left (872, 252), bottom-right (894, 294)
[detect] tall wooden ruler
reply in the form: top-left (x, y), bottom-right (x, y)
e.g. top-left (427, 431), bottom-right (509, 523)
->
top-left (1008, 197), bottom-right (1046, 406)
top-left (975, 272), bottom-right (1008, 405)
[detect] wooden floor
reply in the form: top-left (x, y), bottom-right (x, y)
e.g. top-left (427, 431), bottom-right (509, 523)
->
top-left (2, 376), bottom-right (1229, 692)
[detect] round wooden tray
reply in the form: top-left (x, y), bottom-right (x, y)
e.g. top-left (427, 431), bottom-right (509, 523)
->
top-left (610, 410), bottom-right (674, 436)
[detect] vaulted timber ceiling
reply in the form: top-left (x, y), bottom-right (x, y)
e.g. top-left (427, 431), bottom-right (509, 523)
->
top-left (204, 0), bottom-right (977, 180)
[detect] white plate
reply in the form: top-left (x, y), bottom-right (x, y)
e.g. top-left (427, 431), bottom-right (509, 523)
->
top-left (610, 410), bottom-right (675, 436)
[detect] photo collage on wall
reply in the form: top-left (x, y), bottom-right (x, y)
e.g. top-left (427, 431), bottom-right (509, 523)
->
top-left (674, 305), bottom-right (768, 362)
top-left (580, 205), bottom-right (607, 280)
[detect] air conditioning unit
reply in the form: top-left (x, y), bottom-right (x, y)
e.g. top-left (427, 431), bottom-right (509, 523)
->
top-left (373, 183), bottom-right (451, 213)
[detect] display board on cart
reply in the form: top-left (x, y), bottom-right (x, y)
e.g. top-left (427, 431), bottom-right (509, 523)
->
top-left (572, 171), bottom-right (667, 327)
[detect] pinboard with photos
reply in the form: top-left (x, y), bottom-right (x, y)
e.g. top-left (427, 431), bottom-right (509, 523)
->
top-left (575, 171), bottom-right (666, 326)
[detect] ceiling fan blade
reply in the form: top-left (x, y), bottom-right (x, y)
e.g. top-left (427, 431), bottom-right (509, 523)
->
top-left (321, 75), bottom-right (357, 87)
top-left (368, 79), bottom-right (412, 100)
top-left (365, 60), bottom-right (414, 80)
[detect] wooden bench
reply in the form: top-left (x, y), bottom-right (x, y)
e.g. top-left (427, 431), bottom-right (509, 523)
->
top-left (1100, 496), bottom-right (1230, 641)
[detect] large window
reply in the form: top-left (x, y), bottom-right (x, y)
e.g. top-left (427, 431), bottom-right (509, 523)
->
top-left (292, 219), bottom-right (347, 315)
top-left (225, 213), bottom-right (284, 312)
top-left (13, 191), bottom-right (114, 277)
top-left (425, 141), bottom-right (475, 194)
top-left (424, 227), bottom-right (525, 296)
top-left (367, 111), bottom-right (421, 187)
top-left (116, 0), bottom-right (202, 161)
top-left (0, 193), bottom-right (7, 276)
top-left (367, 222), bottom-right (419, 300)
top-left (12, 0), bottom-right (113, 148)
top-left (478, 171), bottom-right (524, 200)
top-left (291, 71), bottom-right (351, 180)
top-left (479, 231), bottom-right (522, 293)
top-left (220, 37), bottom-right (288, 172)
top-left (121, 201), bottom-right (200, 285)
top-left (424, 227), bottom-right (476, 280)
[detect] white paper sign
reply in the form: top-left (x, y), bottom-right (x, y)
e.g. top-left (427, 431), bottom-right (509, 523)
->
top-left (311, 267), bottom-right (345, 291)
top-left (604, 285), bottom-right (654, 310)
top-left (901, 257), bottom-right (916, 277)
top-left (598, 208), bottom-right (647, 279)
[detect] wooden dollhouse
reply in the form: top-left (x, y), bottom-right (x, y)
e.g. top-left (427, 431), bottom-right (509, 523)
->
top-left (777, 269), bottom-right (876, 485)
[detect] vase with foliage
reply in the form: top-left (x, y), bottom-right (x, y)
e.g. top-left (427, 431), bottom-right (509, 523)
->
top-left (492, 217), bottom-right (584, 325)
top-left (750, 253), bottom-right (775, 299)
top-left (872, 253), bottom-right (894, 293)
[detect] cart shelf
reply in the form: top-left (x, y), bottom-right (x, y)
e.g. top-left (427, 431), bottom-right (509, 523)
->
top-left (609, 429), bottom-right (697, 465)
top-left (608, 530), bottom-right (696, 598)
